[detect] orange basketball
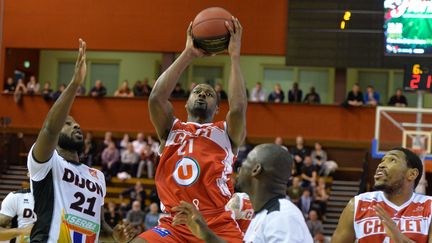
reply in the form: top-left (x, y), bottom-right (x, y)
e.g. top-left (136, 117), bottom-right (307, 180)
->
top-left (192, 7), bottom-right (234, 54)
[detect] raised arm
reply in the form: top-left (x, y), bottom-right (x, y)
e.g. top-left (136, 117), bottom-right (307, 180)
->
top-left (225, 17), bottom-right (247, 151)
top-left (148, 23), bottom-right (205, 143)
top-left (331, 198), bottom-right (356, 243)
top-left (32, 39), bottom-right (87, 162)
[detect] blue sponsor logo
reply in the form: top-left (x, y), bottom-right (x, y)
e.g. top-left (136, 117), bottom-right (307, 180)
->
top-left (152, 226), bottom-right (171, 237)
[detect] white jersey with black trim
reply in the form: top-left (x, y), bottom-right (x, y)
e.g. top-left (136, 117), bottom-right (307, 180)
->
top-left (27, 145), bottom-right (106, 243)
top-left (243, 196), bottom-right (313, 243)
top-left (0, 189), bottom-right (36, 243)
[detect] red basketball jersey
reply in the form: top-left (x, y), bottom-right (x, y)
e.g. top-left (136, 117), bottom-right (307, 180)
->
top-left (155, 119), bottom-right (236, 215)
top-left (354, 191), bottom-right (432, 243)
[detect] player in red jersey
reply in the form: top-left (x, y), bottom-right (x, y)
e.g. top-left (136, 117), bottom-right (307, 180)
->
top-left (133, 16), bottom-right (246, 243)
top-left (226, 193), bottom-right (253, 234)
top-left (332, 147), bottom-right (432, 243)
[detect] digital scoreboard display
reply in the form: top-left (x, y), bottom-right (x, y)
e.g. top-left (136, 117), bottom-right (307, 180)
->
top-left (385, 0), bottom-right (432, 55)
top-left (404, 64), bottom-right (432, 91)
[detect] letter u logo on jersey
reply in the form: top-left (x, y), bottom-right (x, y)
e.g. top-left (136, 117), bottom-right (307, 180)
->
top-left (173, 157), bottom-right (200, 186)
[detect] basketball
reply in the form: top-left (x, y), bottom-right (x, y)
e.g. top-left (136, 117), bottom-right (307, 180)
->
top-left (192, 7), bottom-right (234, 54)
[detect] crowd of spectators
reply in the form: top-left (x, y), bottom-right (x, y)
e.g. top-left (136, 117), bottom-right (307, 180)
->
top-left (344, 83), bottom-right (408, 107)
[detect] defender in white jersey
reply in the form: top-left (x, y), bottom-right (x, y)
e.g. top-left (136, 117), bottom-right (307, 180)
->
top-left (0, 189), bottom-right (35, 242)
top-left (28, 39), bottom-right (135, 243)
top-left (332, 147), bottom-right (432, 243)
top-left (170, 144), bottom-right (313, 243)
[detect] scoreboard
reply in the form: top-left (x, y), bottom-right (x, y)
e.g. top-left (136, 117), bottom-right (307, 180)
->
top-left (404, 64), bottom-right (432, 92)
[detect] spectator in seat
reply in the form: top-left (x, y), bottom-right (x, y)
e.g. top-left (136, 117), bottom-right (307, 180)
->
top-left (138, 144), bottom-right (157, 179)
top-left (148, 188), bottom-right (160, 205)
top-left (41, 82), bottom-right (53, 101)
top-left (26, 75), bottom-right (40, 95)
top-left (274, 136), bottom-right (288, 151)
top-left (76, 84), bottom-right (86, 96)
top-left (303, 86), bottom-right (321, 104)
top-left (114, 80), bottom-right (134, 97)
top-left (142, 78), bottom-right (152, 97)
top-left (298, 188), bottom-right (313, 218)
top-left (126, 200), bottom-right (146, 232)
top-left (301, 156), bottom-right (317, 188)
top-left (287, 176), bottom-right (304, 204)
top-left (132, 132), bottom-right (147, 154)
top-left (215, 83), bottom-right (228, 100)
top-left (51, 83), bottom-right (66, 101)
top-left (120, 181), bottom-right (147, 210)
top-left (133, 80), bottom-right (145, 97)
top-left (171, 83), bottom-right (186, 98)
top-left (364, 85), bottom-right (380, 106)
top-left (146, 135), bottom-right (160, 155)
top-left (291, 136), bottom-right (310, 176)
top-left (250, 82), bottom-right (265, 102)
top-left (3, 77), bottom-right (16, 93)
top-left (80, 131), bottom-right (97, 166)
top-left (104, 201), bottom-right (121, 228)
top-left (288, 82), bottom-right (303, 103)
top-left (268, 83), bottom-right (285, 103)
top-left (101, 141), bottom-right (120, 180)
top-left (388, 88), bottom-right (408, 107)
top-left (119, 133), bottom-right (130, 153)
top-left (89, 80), bottom-right (107, 97)
top-left (144, 203), bottom-right (160, 230)
top-left (314, 178), bottom-right (329, 217)
top-left (311, 142), bottom-right (328, 176)
top-left (102, 131), bottom-right (115, 150)
top-left (306, 209), bottom-right (324, 240)
top-left (345, 83), bottom-right (364, 107)
top-left (185, 82), bottom-right (197, 97)
top-left (120, 142), bottom-right (140, 177)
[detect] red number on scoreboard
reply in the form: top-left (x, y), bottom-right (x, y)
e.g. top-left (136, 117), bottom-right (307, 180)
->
top-left (428, 75), bottom-right (432, 89)
top-left (410, 74), bottom-right (421, 89)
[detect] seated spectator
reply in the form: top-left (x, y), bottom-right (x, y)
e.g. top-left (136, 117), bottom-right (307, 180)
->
top-left (291, 136), bottom-right (310, 176)
top-left (126, 201), bottom-right (146, 232)
top-left (114, 80), bottom-right (134, 97)
top-left (103, 131), bottom-right (114, 148)
top-left (234, 143), bottom-right (253, 173)
top-left (301, 156), bottom-right (317, 188)
top-left (76, 84), bottom-right (86, 96)
top-left (274, 136), bottom-right (288, 151)
top-left (288, 82), bottom-right (303, 103)
top-left (311, 142), bottom-right (328, 176)
top-left (215, 83), bottom-right (228, 100)
top-left (138, 144), bottom-right (157, 179)
top-left (287, 176), bottom-right (303, 204)
top-left (41, 82), bottom-right (53, 101)
top-left (14, 78), bottom-right (27, 103)
top-left (26, 75), bottom-right (40, 95)
top-left (314, 178), bottom-right (329, 216)
top-left (119, 133), bottom-right (130, 153)
top-left (142, 78), bottom-right (153, 97)
top-left (144, 203), bottom-right (160, 230)
top-left (120, 143), bottom-right (140, 177)
top-left (132, 132), bottom-right (147, 154)
top-left (171, 83), bottom-right (186, 98)
top-left (3, 77), bottom-right (16, 93)
top-left (250, 82), bottom-right (266, 102)
top-left (104, 201), bottom-right (121, 228)
top-left (51, 84), bottom-right (66, 101)
top-left (101, 141), bottom-right (120, 180)
top-left (388, 88), bottom-right (408, 107)
top-left (120, 182), bottom-right (147, 210)
top-left (80, 132), bottom-right (97, 166)
top-left (146, 135), bottom-right (160, 155)
top-left (268, 83), bottom-right (285, 103)
top-left (186, 82), bottom-right (197, 97)
top-left (89, 80), bottom-right (107, 97)
top-left (306, 209), bottom-right (324, 240)
top-left (148, 188), bottom-right (160, 205)
top-left (345, 83), bottom-right (364, 107)
top-left (298, 188), bottom-right (313, 218)
top-left (133, 80), bottom-right (145, 97)
top-left (304, 86), bottom-right (321, 104)
top-left (364, 85), bottom-right (380, 106)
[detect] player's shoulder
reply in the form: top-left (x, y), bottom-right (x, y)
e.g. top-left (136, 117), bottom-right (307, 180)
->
top-left (355, 191), bottom-right (382, 201)
top-left (412, 192), bottom-right (432, 203)
top-left (12, 188), bottom-right (31, 195)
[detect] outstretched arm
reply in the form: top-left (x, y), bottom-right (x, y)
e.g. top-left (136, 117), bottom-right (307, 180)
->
top-left (225, 17), bottom-right (247, 151)
top-left (331, 198), bottom-right (356, 243)
top-left (32, 39), bottom-right (87, 162)
top-left (148, 23), bottom-right (205, 143)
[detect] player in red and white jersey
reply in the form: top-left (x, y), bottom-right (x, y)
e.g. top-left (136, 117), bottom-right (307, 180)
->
top-left (226, 193), bottom-right (254, 234)
top-left (135, 17), bottom-right (247, 243)
top-left (332, 147), bottom-right (432, 243)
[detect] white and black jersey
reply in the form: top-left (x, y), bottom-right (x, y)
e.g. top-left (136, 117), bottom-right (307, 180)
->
top-left (0, 189), bottom-right (36, 243)
top-left (27, 145), bottom-right (106, 243)
top-left (243, 196), bottom-right (313, 243)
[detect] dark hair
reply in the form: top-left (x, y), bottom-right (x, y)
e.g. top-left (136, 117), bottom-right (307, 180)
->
top-left (392, 147), bottom-right (423, 188)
